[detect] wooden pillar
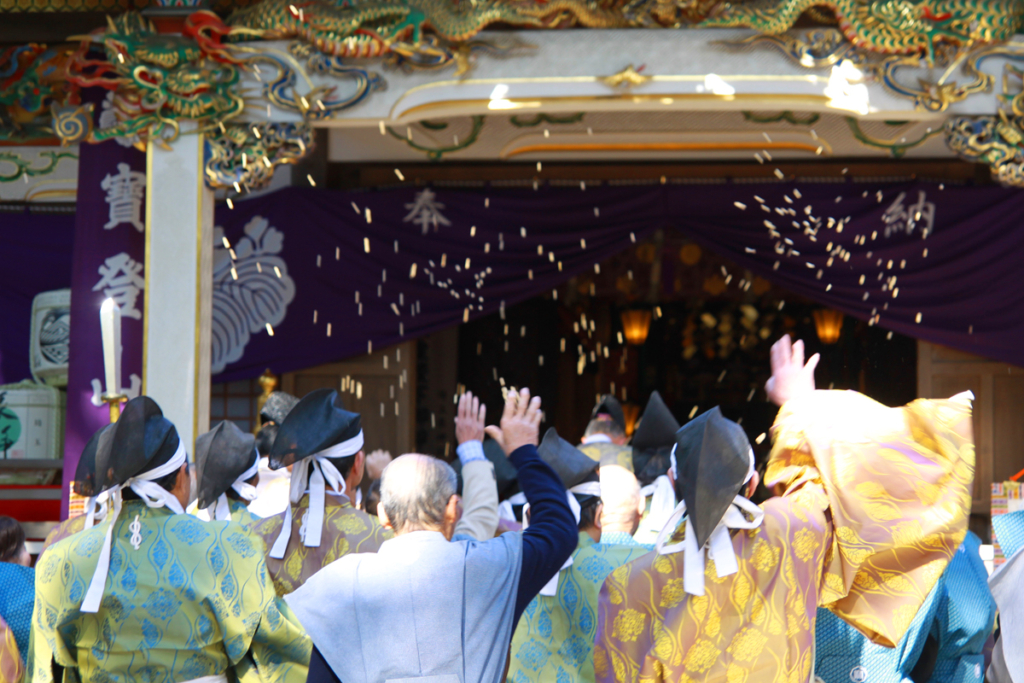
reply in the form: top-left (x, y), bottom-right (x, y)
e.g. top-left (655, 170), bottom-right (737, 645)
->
top-left (143, 127), bottom-right (213, 450)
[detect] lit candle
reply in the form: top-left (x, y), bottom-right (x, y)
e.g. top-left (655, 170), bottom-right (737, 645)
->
top-left (99, 298), bottom-right (121, 397)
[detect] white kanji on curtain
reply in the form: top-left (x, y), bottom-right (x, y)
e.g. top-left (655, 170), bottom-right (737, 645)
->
top-left (881, 190), bottom-right (936, 238)
top-left (92, 252), bottom-right (144, 320)
top-left (100, 162), bottom-right (146, 232)
top-left (403, 188), bottom-right (451, 234)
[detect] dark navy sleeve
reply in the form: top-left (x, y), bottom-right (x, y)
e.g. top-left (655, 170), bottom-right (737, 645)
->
top-left (305, 645), bottom-right (342, 683)
top-left (509, 444), bottom-right (578, 626)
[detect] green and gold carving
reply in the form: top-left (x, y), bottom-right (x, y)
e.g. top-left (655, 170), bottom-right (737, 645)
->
top-left (701, 0), bottom-right (1024, 62)
top-left (1, 44), bottom-right (77, 143)
top-left (205, 121), bottom-right (313, 190)
top-left (510, 112), bottom-right (586, 127)
top-left (742, 110), bottom-right (820, 125)
top-left (61, 12), bottom-right (247, 146)
top-left (946, 111), bottom-right (1024, 185)
top-left (0, 151), bottom-right (77, 182)
top-left (387, 116), bottom-right (484, 160)
top-left (845, 117), bottom-right (942, 157)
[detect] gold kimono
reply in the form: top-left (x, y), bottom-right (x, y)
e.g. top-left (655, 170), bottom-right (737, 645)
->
top-left (595, 390), bottom-right (974, 683)
top-left (247, 494), bottom-right (390, 595)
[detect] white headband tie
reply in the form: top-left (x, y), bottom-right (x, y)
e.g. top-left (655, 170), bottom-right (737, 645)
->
top-left (82, 438), bottom-right (187, 613)
top-left (659, 446), bottom-right (761, 597)
top-left (537, 484), bottom-right (600, 597)
top-left (269, 430), bottom-right (363, 559)
top-left (84, 490), bottom-right (110, 529)
top-left (568, 481), bottom-right (602, 497)
top-left (210, 449), bottom-right (260, 522)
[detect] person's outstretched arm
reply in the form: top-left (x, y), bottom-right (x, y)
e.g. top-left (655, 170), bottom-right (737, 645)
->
top-left (485, 388), bottom-right (577, 625)
top-left (453, 392), bottom-right (499, 541)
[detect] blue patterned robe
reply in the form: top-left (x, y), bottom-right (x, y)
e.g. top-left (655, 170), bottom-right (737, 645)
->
top-left (509, 531), bottom-right (652, 683)
top-left (0, 563), bottom-right (34, 662)
top-left (815, 533), bottom-right (995, 683)
top-left (28, 501), bottom-right (311, 683)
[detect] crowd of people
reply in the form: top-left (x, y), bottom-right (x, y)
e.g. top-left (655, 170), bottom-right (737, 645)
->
top-left (0, 334), bottom-right (1016, 683)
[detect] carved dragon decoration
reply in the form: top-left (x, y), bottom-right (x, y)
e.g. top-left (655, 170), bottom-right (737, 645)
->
top-left (700, 0), bottom-right (1024, 63)
top-left (62, 12), bottom-right (248, 145)
top-left (0, 44), bottom-right (78, 143)
top-left (226, 0), bottom-right (721, 72)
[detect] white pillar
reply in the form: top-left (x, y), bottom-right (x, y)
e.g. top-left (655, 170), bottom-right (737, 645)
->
top-left (143, 126), bottom-right (213, 451)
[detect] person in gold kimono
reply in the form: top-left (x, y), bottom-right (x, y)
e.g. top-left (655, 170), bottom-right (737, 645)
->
top-left (195, 420), bottom-right (263, 528)
top-left (0, 614), bottom-right (23, 683)
top-left (595, 335), bottom-right (975, 683)
top-left (247, 389), bottom-right (390, 595)
top-left (579, 395), bottom-right (633, 472)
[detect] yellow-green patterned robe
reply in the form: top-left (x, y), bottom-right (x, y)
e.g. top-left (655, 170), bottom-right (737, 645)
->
top-left (596, 390), bottom-right (975, 683)
top-left (247, 494), bottom-right (390, 596)
top-left (29, 501), bottom-right (311, 683)
top-left (510, 532), bottom-right (652, 683)
top-left (40, 516), bottom-right (88, 555)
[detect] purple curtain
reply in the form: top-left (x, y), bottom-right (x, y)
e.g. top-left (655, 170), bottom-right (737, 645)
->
top-left (62, 135), bottom-right (147, 517)
top-left (0, 209), bottom-right (75, 385)
top-left (4, 179), bottom-right (1022, 388)
top-left (213, 181), bottom-right (1024, 381)
top-left (668, 182), bottom-right (1024, 366)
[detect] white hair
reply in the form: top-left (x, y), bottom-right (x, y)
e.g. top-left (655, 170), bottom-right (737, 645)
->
top-left (379, 454), bottom-right (457, 533)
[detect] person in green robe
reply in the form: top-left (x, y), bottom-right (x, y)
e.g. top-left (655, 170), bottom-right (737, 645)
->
top-left (195, 420), bottom-right (263, 528)
top-left (509, 430), bottom-right (651, 683)
top-left (40, 424), bottom-right (115, 554)
top-left (28, 396), bottom-right (311, 683)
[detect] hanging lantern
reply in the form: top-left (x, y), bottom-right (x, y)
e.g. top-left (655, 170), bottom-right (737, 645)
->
top-left (620, 309), bottom-right (652, 346)
top-left (813, 309), bottom-right (844, 344)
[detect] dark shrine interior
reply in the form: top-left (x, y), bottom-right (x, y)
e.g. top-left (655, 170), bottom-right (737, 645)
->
top-left (449, 228), bottom-right (918, 488)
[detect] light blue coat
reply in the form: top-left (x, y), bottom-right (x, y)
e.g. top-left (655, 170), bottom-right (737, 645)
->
top-left (286, 529), bottom-right (524, 683)
top-left (815, 532), bottom-right (995, 683)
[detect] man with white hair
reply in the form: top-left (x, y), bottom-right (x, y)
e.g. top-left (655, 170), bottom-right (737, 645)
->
top-left (286, 388), bottom-right (578, 683)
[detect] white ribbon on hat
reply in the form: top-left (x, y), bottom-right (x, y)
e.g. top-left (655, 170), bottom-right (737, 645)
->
top-left (533, 483), bottom-right (599, 597)
top-left (84, 491), bottom-right (110, 529)
top-left (656, 446), bottom-right (762, 597)
top-left (209, 449), bottom-right (260, 522)
top-left (637, 475), bottom-right (676, 541)
top-left (82, 438), bottom-right (187, 613)
top-left (568, 481), bottom-right (602, 498)
top-left (268, 430), bottom-right (363, 559)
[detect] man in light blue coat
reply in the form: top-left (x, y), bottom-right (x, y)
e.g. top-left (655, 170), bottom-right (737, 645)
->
top-left (287, 388), bottom-right (578, 683)
top-left (815, 531), bottom-right (995, 683)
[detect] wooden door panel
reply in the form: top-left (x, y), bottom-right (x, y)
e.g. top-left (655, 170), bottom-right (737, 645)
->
top-left (930, 373), bottom-right (986, 511)
top-left (283, 341), bottom-right (416, 457)
top-left (919, 341), bottom-right (1024, 522)
top-left (993, 376), bottom-right (1024, 483)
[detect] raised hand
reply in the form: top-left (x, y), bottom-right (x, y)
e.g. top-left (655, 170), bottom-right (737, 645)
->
top-left (765, 334), bottom-right (819, 407)
top-left (484, 388), bottom-right (542, 456)
top-left (455, 391), bottom-right (487, 445)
